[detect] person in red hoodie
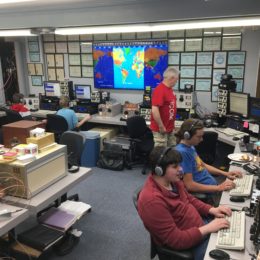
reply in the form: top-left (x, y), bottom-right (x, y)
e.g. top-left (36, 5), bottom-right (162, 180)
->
top-left (137, 146), bottom-right (231, 260)
top-left (10, 93), bottom-right (32, 119)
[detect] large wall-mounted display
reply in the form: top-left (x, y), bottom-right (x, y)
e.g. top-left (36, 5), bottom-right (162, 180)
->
top-left (93, 41), bottom-right (168, 90)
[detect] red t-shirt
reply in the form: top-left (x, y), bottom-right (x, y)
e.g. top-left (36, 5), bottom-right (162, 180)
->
top-left (150, 82), bottom-right (176, 133)
top-left (10, 103), bottom-right (29, 112)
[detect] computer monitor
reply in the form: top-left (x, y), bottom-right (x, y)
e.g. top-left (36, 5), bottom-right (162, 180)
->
top-left (229, 92), bottom-right (249, 118)
top-left (249, 97), bottom-right (260, 120)
top-left (74, 84), bottom-right (91, 100)
top-left (44, 81), bottom-right (61, 97)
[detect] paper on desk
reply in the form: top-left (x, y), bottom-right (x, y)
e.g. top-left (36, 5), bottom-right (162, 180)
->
top-left (58, 201), bottom-right (91, 219)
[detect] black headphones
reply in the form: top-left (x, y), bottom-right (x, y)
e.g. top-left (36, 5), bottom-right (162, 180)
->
top-left (183, 120), bottom-right (200, 140)
top-left (154, 147), bottom-right (172, 176)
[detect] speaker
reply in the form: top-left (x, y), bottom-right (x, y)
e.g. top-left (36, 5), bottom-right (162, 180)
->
top-left (154, 147), bottom-right (172, 176)
top-left (183, 120), bottom-right (200, 140)
top-left (68, 81), bottom-right (74, 100)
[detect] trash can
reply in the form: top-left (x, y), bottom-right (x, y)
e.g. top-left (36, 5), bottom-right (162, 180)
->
top-left (81, 131), bottom-right (100, 167)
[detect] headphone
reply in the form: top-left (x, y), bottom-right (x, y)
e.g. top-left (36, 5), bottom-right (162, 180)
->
top-left (183, 120), bottom-right (200, 140)
top-left (154, 147), bottom-right (172, 176)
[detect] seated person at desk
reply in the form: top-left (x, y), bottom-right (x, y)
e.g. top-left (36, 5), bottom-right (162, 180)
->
top-left (138, 146), bottom-right (231, 260)
top-left (175, 119), bottom-right (242, 195)
top-left (57, 96), bottom-right (91, 130)
top-left (10, 93), bottom-right (32, 119)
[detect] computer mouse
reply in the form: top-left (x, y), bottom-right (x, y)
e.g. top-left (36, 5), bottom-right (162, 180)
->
top-left (209, 249), bottom-right (230, 260)
top-left (232, 136), bottom-right (240, 141)
top-left (230, 196), bottom-right (245, 203)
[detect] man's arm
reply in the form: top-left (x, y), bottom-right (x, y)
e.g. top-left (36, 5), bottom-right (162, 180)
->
top-left (183, 173), bottom-right (235, 192)
top-left (151, 106), bottom-right (166, 133)
top-left (204, 163), bottom-right (242, 179)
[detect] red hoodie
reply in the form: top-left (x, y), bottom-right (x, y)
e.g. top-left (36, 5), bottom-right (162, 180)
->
top-left (138, 175), bottom-right (212, 250)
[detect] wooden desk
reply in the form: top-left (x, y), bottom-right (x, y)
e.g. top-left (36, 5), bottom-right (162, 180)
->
top-left (0, 203), bottom-right (29, 237)
top-left (3, 167), bottom-right (92, 215)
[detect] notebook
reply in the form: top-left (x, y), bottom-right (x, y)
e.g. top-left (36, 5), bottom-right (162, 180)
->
top-left (17, 224), bottom-right (64, 251)
top-left (38, 207), bottom-right (77, 231)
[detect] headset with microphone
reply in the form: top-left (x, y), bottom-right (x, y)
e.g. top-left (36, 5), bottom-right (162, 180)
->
top-left (154, 147), bottom-right (172, 176)
top-left (183, 120), bottom-right (200, 140)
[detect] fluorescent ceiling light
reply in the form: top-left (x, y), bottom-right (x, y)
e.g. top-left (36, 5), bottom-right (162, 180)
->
top-left (0, 0), bottom-right (38, 4)
top-left (55, 16), bottom-right (260, 35)
top-left (0, 29), bottom-right (35, 36)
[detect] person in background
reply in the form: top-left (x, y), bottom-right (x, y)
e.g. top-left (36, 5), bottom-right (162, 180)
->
top-left (57, 96), bottom-right (91, 130)
top-left (10, 93), bottom-right (32, 118)
top-left (150, 67), bottom-right (179, 147)
top-left (175, 118), bottom-right (242, 195)
top-left (138, 146), bottom-right (231, 260)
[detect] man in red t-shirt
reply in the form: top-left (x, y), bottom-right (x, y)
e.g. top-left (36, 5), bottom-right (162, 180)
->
top-left (150, 67), bottom-right (179, 147)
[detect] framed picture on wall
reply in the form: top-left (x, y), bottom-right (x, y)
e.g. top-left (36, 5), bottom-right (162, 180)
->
top-left (227, 65), bottom-right (244, 78)
top-left (228, 51), bottom-right (246, 65)
top-left (179, 79), bottom-right (194, 91)
top-left (31, 76), bottom-right (42, 86)
top-left (196, 66), bottom-right (212, 78)
top-left (195, 79), bottom-right (211, 91)
top-left (213, 52), bottom-right (227, 68)
top-left (211, 85), bottom-right (219, 102)
top-left (212, 69), bottom-right (225, 85)
top-left (181, 52), bottom-right (196, 65)
top-left (234, 79), bottom-right (244, 92)
top-left (197, 52), bottom-right (213, 65)
top-left (28, 41), bottom-right (39, 52)
top-left (29, 53), bottom-right (40, 62)
top-left (180, 66), bottom-right (195, 78)
top-left (168, 53), bottom-right (180, 65)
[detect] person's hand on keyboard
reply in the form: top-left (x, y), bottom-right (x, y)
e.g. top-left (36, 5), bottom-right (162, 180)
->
top-left (199, 218), bottom-right (230, 235)
top-left (226, 170), bottom-right (243, 180)
top-left (218, 179), bottom-right (236, 191)
top-left (209, 205), bottom-right (232, 218)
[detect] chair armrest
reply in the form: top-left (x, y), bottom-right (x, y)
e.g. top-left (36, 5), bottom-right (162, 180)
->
top-left (157, 246), bottom-right (194, 259)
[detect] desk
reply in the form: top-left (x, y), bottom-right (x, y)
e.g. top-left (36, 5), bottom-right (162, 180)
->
top-left (204, 142), bottom-right (258, 259)
top-left (0, 203), bottom-right (29, 237)
top-left (3, 167), bottom-right (92, 215)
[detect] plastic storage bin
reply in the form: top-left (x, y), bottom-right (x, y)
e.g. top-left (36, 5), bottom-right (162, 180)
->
top-left (81, 131), bottom-right (100, 167)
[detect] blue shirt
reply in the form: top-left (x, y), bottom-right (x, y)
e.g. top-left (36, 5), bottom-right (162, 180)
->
top-left (175, 143), bottom-right (217, 186)
top-left (57, 108), bottom-right (78, 130)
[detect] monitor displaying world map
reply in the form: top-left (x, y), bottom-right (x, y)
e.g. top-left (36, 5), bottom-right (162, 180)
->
top-left (93, 41), bottom-right (168, 90)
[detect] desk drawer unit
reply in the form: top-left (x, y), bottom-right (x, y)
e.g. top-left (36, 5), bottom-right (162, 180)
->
top-left (0, 145), bottom-right (67, 199)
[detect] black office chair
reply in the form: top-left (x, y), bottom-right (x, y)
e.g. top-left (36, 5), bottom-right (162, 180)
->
top-left (5, 109), bottom-right (23, 123)
top-left (59, 131), bottom-right (86, 202)
top-left (46, 114), bottom-right (69, 143)
top-left (195, 131), bottom-right (218, 165)
top-left (126, 116), bottom-right (154, 174)
top-left (133, 187), bottom-right (194, 260)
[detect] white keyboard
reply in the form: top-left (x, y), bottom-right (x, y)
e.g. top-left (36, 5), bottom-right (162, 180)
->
top-left (229, 174), bottom-right (254, 197)
top-left (215, 127), bottom-right (245, 137)
top-left (216, 211), bottom-right (245, 250)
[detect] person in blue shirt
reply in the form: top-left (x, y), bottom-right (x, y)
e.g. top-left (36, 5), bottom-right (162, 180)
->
top-left (57, 96), bottom-right (91, 130)
top-left (175, 119), bottom-right (242, 194)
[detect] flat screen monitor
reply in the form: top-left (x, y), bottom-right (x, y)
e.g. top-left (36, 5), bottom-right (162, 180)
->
top-left (74, 84), bottom-right (91, 100)
top-left (229, 92), bottom-right (249, 118)
top-left (93, 40), bottom-right (168, 90)
top-left (44, 81), bottom-right (61, 97)
top-left (249, 97), bottom-right (260, 120)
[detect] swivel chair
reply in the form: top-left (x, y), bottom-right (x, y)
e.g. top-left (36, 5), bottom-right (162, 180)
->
top-left (133, 187), bottom-right (194, 260)
top-left (59, 131), bottom-right (86, 201)
top-left (46, 114), bottom-right (69, 143)
top-left (195, 131), bottom-right (218, 165)
top-left (5, 109), bottom-right (23, 123)
top-left (126, 116), bottom-right (154, 174)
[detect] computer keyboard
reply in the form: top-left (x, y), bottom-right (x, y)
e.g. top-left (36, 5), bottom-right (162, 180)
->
top-left (215, 127), bottom-right (245, 137)
top-left (229, 174), bottom-right (254, 197)
top-left (216, 211), bottom-right (245, 250)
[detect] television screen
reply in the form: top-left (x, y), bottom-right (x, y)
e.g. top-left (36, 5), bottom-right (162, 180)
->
top-left (93, 41), bottom-right (168, 90)
top-left (44, 81), bottom-right (61, 97)
top-left (75, 84), bottom-right (91, 100)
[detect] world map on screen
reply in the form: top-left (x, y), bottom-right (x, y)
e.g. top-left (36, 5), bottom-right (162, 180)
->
top-left (93, 41), bottom-right (168, 90)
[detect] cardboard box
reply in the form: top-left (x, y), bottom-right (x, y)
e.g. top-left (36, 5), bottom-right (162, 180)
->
top-left (3, 120), bottom-right (45, 148)
top-left (26, 132), bottom-right (55, 150)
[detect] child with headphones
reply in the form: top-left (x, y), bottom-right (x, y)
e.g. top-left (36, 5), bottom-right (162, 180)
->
top-left (138, 146), bottom-right (232, 260)
top-left (175, 119), bottom-right (242, 195)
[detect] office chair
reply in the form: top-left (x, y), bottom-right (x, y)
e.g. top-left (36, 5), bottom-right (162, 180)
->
top-left (195, 131), bottom-right (218, 165)
top-left (5, 109), bottom-right (23, 123)
top-left (126, 116), bottom-right (154, 174)
top-left (59, 131), bottom-right (87, 202)
top-left (133, 187), bottom-right (194, 260)
top-left (46, 114), bottom-right (69, 143)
